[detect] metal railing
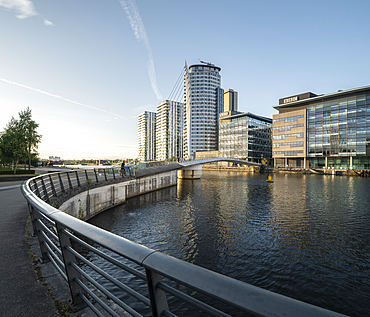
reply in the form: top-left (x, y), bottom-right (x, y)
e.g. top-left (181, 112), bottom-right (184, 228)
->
top-left (28, 167), bottom-right (134, 203)
top-left (22, 170), bottom-right (347, 317)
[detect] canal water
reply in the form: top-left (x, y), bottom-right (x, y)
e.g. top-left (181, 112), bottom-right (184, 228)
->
top-left (88, 171), bottom-right (370, 316)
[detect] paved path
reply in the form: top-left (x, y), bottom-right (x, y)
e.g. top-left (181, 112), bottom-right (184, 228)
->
top-left (0, 181), bottom-right (60, 316)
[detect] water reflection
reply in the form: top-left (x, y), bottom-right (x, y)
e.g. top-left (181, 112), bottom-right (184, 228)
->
top-left (89, 171), bottom-right (370, 316)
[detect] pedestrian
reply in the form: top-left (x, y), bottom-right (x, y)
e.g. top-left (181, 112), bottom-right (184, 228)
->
top-left (120, 160), bottom-right (125, 176)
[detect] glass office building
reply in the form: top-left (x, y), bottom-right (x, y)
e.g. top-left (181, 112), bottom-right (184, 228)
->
top-left (273, 86), bottom-right (370, 169)
top-left (219, 111), bottom-right (272, 162)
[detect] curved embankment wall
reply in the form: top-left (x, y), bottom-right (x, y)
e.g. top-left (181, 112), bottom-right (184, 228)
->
top-left (59, 170), bottom-right (178, 220)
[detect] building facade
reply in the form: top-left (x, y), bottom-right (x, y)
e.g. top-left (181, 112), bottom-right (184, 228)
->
top-left (224, 89), bottom-right (238, 112)
top-left (138, 111), bottom-right (156, 161)
top-left (219, 111), bottom-right (272, 162)
top-left (156, 100), bottom-right (185, 161)
top-left (184, 62), bottom-right (223, 159)
top-left (273, 86), bottom-right (370, 169)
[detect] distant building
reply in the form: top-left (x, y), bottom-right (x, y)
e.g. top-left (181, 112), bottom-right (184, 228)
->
top-left (224, 89), bottom-right (238, 112)
top-left (156, 100), bottom-right (184, 161)
top-left (219, 111), bottom-right (272, 162)
top-left (184, 61), bottom-right (223, 159)
top-left (272, 86), bottom-right (370, 169)
top-left (138, 111), bottom-right (156, 161)
top-left (48, 156), bottom-right (61, 162)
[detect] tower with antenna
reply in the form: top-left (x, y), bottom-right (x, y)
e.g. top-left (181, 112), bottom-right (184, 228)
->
top-left (184, 60), bottom-right (223, 159)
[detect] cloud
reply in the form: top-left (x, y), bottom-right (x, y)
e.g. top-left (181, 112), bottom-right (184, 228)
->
top-left (118, 0), bottom-right (163, 101)
top-left (0, 78), bottom-right (128, 120)
top-left (0, 0), bottom-right (37, 19)
top-left (0, 0), bottom-right (54, 25)
top-left (44, 19), bottom-right (54, 26)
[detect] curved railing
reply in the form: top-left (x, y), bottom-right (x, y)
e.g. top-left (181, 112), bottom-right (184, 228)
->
top-left (22, 169), bottom-right (347, 317)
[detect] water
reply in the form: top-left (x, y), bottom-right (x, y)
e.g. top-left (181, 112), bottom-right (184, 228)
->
top-left (88, 171), bottom-right (370, 316)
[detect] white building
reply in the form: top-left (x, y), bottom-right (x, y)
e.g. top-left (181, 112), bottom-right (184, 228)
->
top-left (156, 100), bottom-right (185, 161)
top-left (138, 111), bottom-right (156, 161)
top-left (184, 61), bottom-right (223, 159)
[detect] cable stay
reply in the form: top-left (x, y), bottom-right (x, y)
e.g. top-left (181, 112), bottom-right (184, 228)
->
top-left (168, 66), bottom-right (186, 103)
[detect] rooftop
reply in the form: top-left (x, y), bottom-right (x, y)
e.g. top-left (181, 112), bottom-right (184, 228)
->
top-left (274, 85), bottom-right (370, 110)
top-left (219, 111), bottom-right (272, 123)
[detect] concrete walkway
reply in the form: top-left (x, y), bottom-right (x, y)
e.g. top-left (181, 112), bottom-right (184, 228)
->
top-left (0, 181), bottom-right (61, 316)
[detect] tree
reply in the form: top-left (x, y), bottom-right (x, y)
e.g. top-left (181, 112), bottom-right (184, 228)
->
top-left (18, 107), bottom-right (42, 170)
top-left (0, 117), bottom-right (26, 173)
top-left (0, 108), bottom-right (41, 174)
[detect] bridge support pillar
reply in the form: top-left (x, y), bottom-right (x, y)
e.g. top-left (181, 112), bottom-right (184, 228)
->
top-left (178, 164), bottom-right (202, 179)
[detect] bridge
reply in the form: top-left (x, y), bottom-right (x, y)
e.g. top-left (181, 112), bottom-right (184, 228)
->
top-left (134, 158), bottom-right (262, 179)
top-left (16, 164), bottom-right (347, 317)
top-left (178, 158), bottom-right (262, 179)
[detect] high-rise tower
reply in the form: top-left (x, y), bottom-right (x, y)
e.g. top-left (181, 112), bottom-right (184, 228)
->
top-left (156, 100), bottom-right (185, 161)
top-left (138, 111), bottom-right (156, 161)
top-left (184, 61), bottom-right (223, 159)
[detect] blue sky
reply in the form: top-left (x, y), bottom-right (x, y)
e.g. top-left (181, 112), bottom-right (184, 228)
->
top-left (1, 0), bottom-right (369, 159)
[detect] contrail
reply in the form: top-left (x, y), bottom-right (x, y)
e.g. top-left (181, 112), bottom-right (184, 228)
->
top-left (0, 78), bottom-right (127, 120)
top-left (118, 0), bottom-right (163, 101)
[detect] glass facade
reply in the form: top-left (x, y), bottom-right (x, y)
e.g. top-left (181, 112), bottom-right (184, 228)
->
top-left (307, 94), bottom-right (370, 169)
top-left (184, 64), bottom-right (223, 159)
top-left (219, 114), bottom-right (272, 162)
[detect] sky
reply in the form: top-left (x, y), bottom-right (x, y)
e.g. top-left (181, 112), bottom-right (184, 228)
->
top-left (1, 0), bottom-right (370, 160)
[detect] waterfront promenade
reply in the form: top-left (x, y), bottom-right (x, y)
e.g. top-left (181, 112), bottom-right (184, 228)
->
top-left (0, 180), bottom-right (61, 316)
top-left (3, 165), bottom-right (358, 316)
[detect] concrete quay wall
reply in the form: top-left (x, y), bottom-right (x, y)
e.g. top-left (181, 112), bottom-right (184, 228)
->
top-left (59, 170), bottom-right (178, 220)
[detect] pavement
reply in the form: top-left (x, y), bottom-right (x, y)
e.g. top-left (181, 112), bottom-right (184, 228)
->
top-left (0, 180), bottom-right (63, 316)
top-left (0, 177), bottom-right (131, 317)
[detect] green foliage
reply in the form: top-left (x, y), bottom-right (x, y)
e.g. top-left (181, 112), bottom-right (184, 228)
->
top-left (0, 107), bottom-right (41, 173)
top-left (29, 250), bottom-right (38, 259)
top-left (78, 206), bottom-right (84, 220)
top-left (85, 178), bottom-right (92, 185)
top-left (0, 168), bottom-right (35, 175)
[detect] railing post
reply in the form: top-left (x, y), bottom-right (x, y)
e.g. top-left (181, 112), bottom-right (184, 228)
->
top-left (40, 177), bottom-right (49, 202)
top-left (94, 169), bottom-right (99, 183)
top-left (58, 173), bottom-right (65, 192)
top-left (112, 168), bottom-right (116, 180)
top-left (56, 225), bottom-right (86, 305)
top-left (85, 170), bottom-right (89, 182)
top-left (75, 171), bottom-right (81, 187)
top-left (66, 172), bottom-right (73, 190)
top-left (31, 206), bottom-right (50, 261)
top-left (145, 268), bottom-right (169, 317)
top-left (103, 169), bottom-right (107, 181)
top-left (49, 175), bottom-right (57, 197)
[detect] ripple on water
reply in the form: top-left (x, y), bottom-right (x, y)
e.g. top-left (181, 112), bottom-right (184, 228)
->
top-left (87, 171), bottom-right (370, 317)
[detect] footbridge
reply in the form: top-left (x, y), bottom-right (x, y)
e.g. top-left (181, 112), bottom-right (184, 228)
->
top-left (134, 158), bottom-right (262, 180)
top-left (178, 158), bottom-right (262, 179)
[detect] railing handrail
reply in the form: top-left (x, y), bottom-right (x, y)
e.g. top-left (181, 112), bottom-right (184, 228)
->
top-left (21, 170), bottom-right (348, 317)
